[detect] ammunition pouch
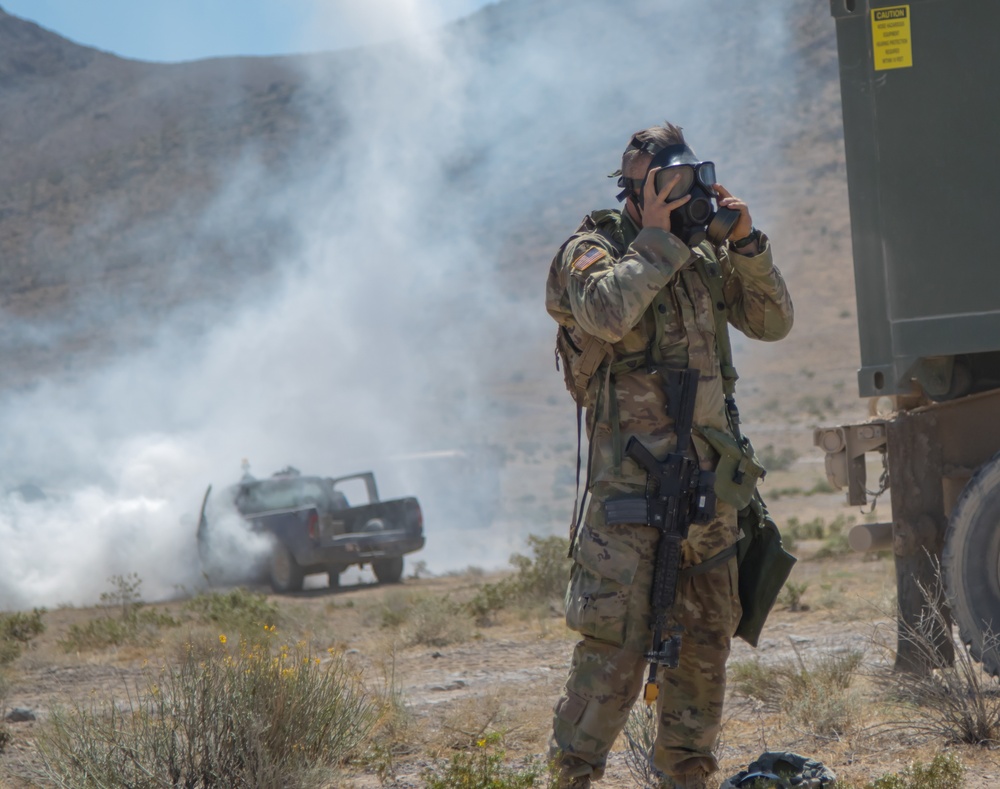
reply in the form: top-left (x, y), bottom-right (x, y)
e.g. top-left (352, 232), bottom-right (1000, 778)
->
top-left (734, 493), bottom-right (797, 647)
top-left (696, 425), bottom-right (765, 510)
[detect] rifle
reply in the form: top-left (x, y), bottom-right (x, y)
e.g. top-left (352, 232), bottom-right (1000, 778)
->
top-left (604, 367), bottom-right (716, 705)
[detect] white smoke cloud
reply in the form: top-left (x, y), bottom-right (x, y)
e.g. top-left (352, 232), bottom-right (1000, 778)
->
top-left (0, 0), bottom-right (829, 609)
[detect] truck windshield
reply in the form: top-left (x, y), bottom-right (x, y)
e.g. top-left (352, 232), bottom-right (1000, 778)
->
top-left (237, 478), bottom-right (332, 513)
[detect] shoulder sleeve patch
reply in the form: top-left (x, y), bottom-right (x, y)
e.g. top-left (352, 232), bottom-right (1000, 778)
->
top-left (571, 246), bottom-right (608, 272)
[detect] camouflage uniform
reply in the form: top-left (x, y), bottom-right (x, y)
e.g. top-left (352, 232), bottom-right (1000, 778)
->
top-left (546, 208), bottom-right (793, 787)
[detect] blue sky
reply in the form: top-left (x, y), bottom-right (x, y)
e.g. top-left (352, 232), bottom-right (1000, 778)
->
top-left (2, 0), bottom-right (496, 62)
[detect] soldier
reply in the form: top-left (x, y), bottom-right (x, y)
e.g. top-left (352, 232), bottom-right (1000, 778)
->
top-left (545, 122), bottom-right (794, 789)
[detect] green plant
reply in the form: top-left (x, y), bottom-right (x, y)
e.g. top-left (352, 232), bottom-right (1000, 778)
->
top-left (863, 753), bottom-right (964, 789)
top-left (406, 595), bottom-right (469, 647)
top-left (467, 535), bottom-right (570, 625)
top-left (183, 587), bottom-right (278, 633)
top-left (379, 591), bottom-right (470, 647)
top-left (0, 608), bottom-right (45, 665)
top-left (779, 581), bottom-right (809, 612)
top-left (810, 515), bottom-right (856, 559)
top-left (757, 444), bottom-right (798, 472)
top-left (60, 574), bottom-right (179, 652)
top-left (36, 633), bottom-right (379, 788)
top-left (421, 733), bottom-right (544, 789)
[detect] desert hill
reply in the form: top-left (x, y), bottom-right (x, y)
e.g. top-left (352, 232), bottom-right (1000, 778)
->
top-left (0, 0), bottom-right (855, 389)
top-left (0, 0), bottom-right (866, 608)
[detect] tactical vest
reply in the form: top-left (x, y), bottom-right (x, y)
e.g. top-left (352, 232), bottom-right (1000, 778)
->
top-left (545, 209), bottom-right (764, 508)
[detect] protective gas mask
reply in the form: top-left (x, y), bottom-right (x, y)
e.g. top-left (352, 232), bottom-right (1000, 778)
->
top-left (616, 142), bottom-right (740, 247)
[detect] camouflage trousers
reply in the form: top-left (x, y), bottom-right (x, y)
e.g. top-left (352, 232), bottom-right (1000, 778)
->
top-left (549, 483), bottom-right (741, 786)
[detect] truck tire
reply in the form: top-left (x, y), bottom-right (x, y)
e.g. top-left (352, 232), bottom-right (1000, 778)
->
top-left (372, 556), bottom-right (404, 584)
top-left (269, 541), bottom-right (305, 593)
top-left (943, 450), bottom-right (1000, 676)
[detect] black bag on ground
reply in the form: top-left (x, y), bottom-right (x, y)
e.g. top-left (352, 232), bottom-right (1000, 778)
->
top-left (734, 492), bottom-right (796, 647)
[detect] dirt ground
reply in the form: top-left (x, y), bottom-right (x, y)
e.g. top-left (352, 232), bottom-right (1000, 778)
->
top-left (2, 523), bottom-right (1000, 788)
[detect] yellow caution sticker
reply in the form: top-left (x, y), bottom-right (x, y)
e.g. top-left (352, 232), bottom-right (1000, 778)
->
top-left (872, 5), bottom-right (912, 71)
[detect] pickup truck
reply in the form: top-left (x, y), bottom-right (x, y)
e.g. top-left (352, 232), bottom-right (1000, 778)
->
top-left (196, 467), bottom-right (424, 592)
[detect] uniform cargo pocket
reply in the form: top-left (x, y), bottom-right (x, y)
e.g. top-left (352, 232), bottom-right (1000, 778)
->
top-left (564, 526), bottom-right (639, 647)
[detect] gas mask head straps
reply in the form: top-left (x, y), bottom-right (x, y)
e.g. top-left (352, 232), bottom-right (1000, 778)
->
top-left (611, 134), bottom-right (669, 203)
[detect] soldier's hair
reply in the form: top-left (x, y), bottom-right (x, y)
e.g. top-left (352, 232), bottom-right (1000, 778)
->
top-left (621, 121), bottom-right (686, 176)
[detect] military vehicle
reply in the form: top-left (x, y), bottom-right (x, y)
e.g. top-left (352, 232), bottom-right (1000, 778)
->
top-left (816, 0), bottom-right (1000, 673)
top-left (196, 466), bottom-right (425, 593)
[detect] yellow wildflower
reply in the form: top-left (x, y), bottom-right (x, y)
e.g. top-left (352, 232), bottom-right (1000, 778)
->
top-left (219, 634), bottom-right (227, 644)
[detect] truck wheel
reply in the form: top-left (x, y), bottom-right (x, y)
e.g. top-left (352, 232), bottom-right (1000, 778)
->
top-left (372, 556), bottom-right (404, 584)
top-left (943, 450), bottom-right (1000, 676)
top-left (269, 541), bottom-right (305, 593)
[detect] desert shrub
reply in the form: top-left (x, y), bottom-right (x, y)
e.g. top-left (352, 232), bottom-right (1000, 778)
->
top-left (785, 516), bottom-right (826, 541)
top-left (380, 591), bottom-right (470, 647)
top-left (60, 574), bottom-right (179, 652)
top-left (879, 582), bottom-right (1000, 746)
top-left (757, 444), bottom-right (798, 472)
top-left (863, 753), bottom-right (964, 789)
top-left (183, 587), bottom-right (278, 633)
top-left (467, 534), bottom-right (570, 625)
top-left (779, 581), bottom-right (809, 612)
top-left (421, 733), bottom-right (544, 789)
top-left (36, 633), bottom-right (379, 788)
top-left (730, 647), bottom-right (865, 736)
top-left (811, 516), bottom-right (856, 560)
top-left (0, 608), bottom-right (45, 665)
top-left (406, 595), bottom-right (469, 647)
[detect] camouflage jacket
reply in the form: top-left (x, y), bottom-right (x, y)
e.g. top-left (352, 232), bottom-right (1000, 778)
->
top-left (546, 208), bottom-right (793, 490)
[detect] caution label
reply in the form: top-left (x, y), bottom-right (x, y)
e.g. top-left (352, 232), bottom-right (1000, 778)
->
top-left (872, 5), bottom-right (912, 70)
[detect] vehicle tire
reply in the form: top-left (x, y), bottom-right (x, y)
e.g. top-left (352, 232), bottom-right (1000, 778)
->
top-left (943, 450), bottom-right (1000, 676)
top-left (372, 556), bottom-right (404, 584)
top-left (269, 540), bottom-right (305, 593)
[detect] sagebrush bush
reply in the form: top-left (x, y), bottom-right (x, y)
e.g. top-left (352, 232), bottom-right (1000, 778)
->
top-left (182, 587), bottom-right (278, 633)
top-left (864, 753), bottom-right (964, 789)
top-left (757, 444), bottom-right (798, 472)
top-left (0, 607), bottom-right (45, 664)
top-left (380, 590), bottom-right (470, 647)
top-left (60, 575), bottom-right (178, 652)
top-left (467, 534), bottom-right (570, 625)
top-left (36, 631), bottom-right (380, 788)
top-left (421, 733), bottom-right (544, 789)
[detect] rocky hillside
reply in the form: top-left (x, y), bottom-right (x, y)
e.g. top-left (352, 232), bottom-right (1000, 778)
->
top-left (0, 0), bottom-right (855, 390)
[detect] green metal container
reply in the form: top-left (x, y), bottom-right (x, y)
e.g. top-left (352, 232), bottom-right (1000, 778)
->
top-left (830, 0), bottom-right (1000, 398)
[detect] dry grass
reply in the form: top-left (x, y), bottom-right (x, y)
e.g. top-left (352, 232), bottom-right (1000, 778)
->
top-left (4, 544), bottom-right (1000, 787)
top-left (730, 645), bottom-right (865, 738)
top-left (873, 583), bottom-right (1000, 748)
top-left (30, 631), bottom-right (379, 788)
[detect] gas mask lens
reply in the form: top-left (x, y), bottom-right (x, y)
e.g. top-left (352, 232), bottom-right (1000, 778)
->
top-left (653, 161), bottom-right (716, 200)
top-left (653, 165), bottom-right (695, 201)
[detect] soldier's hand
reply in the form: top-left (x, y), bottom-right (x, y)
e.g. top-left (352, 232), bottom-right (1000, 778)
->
top-left (639, 168), bottom-right (691, 234)
top-left (713, 183), bottom-right (753, 241)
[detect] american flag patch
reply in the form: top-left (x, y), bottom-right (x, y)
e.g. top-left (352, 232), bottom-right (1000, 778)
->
top-left (572, 246), bottom-right (607, 272)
